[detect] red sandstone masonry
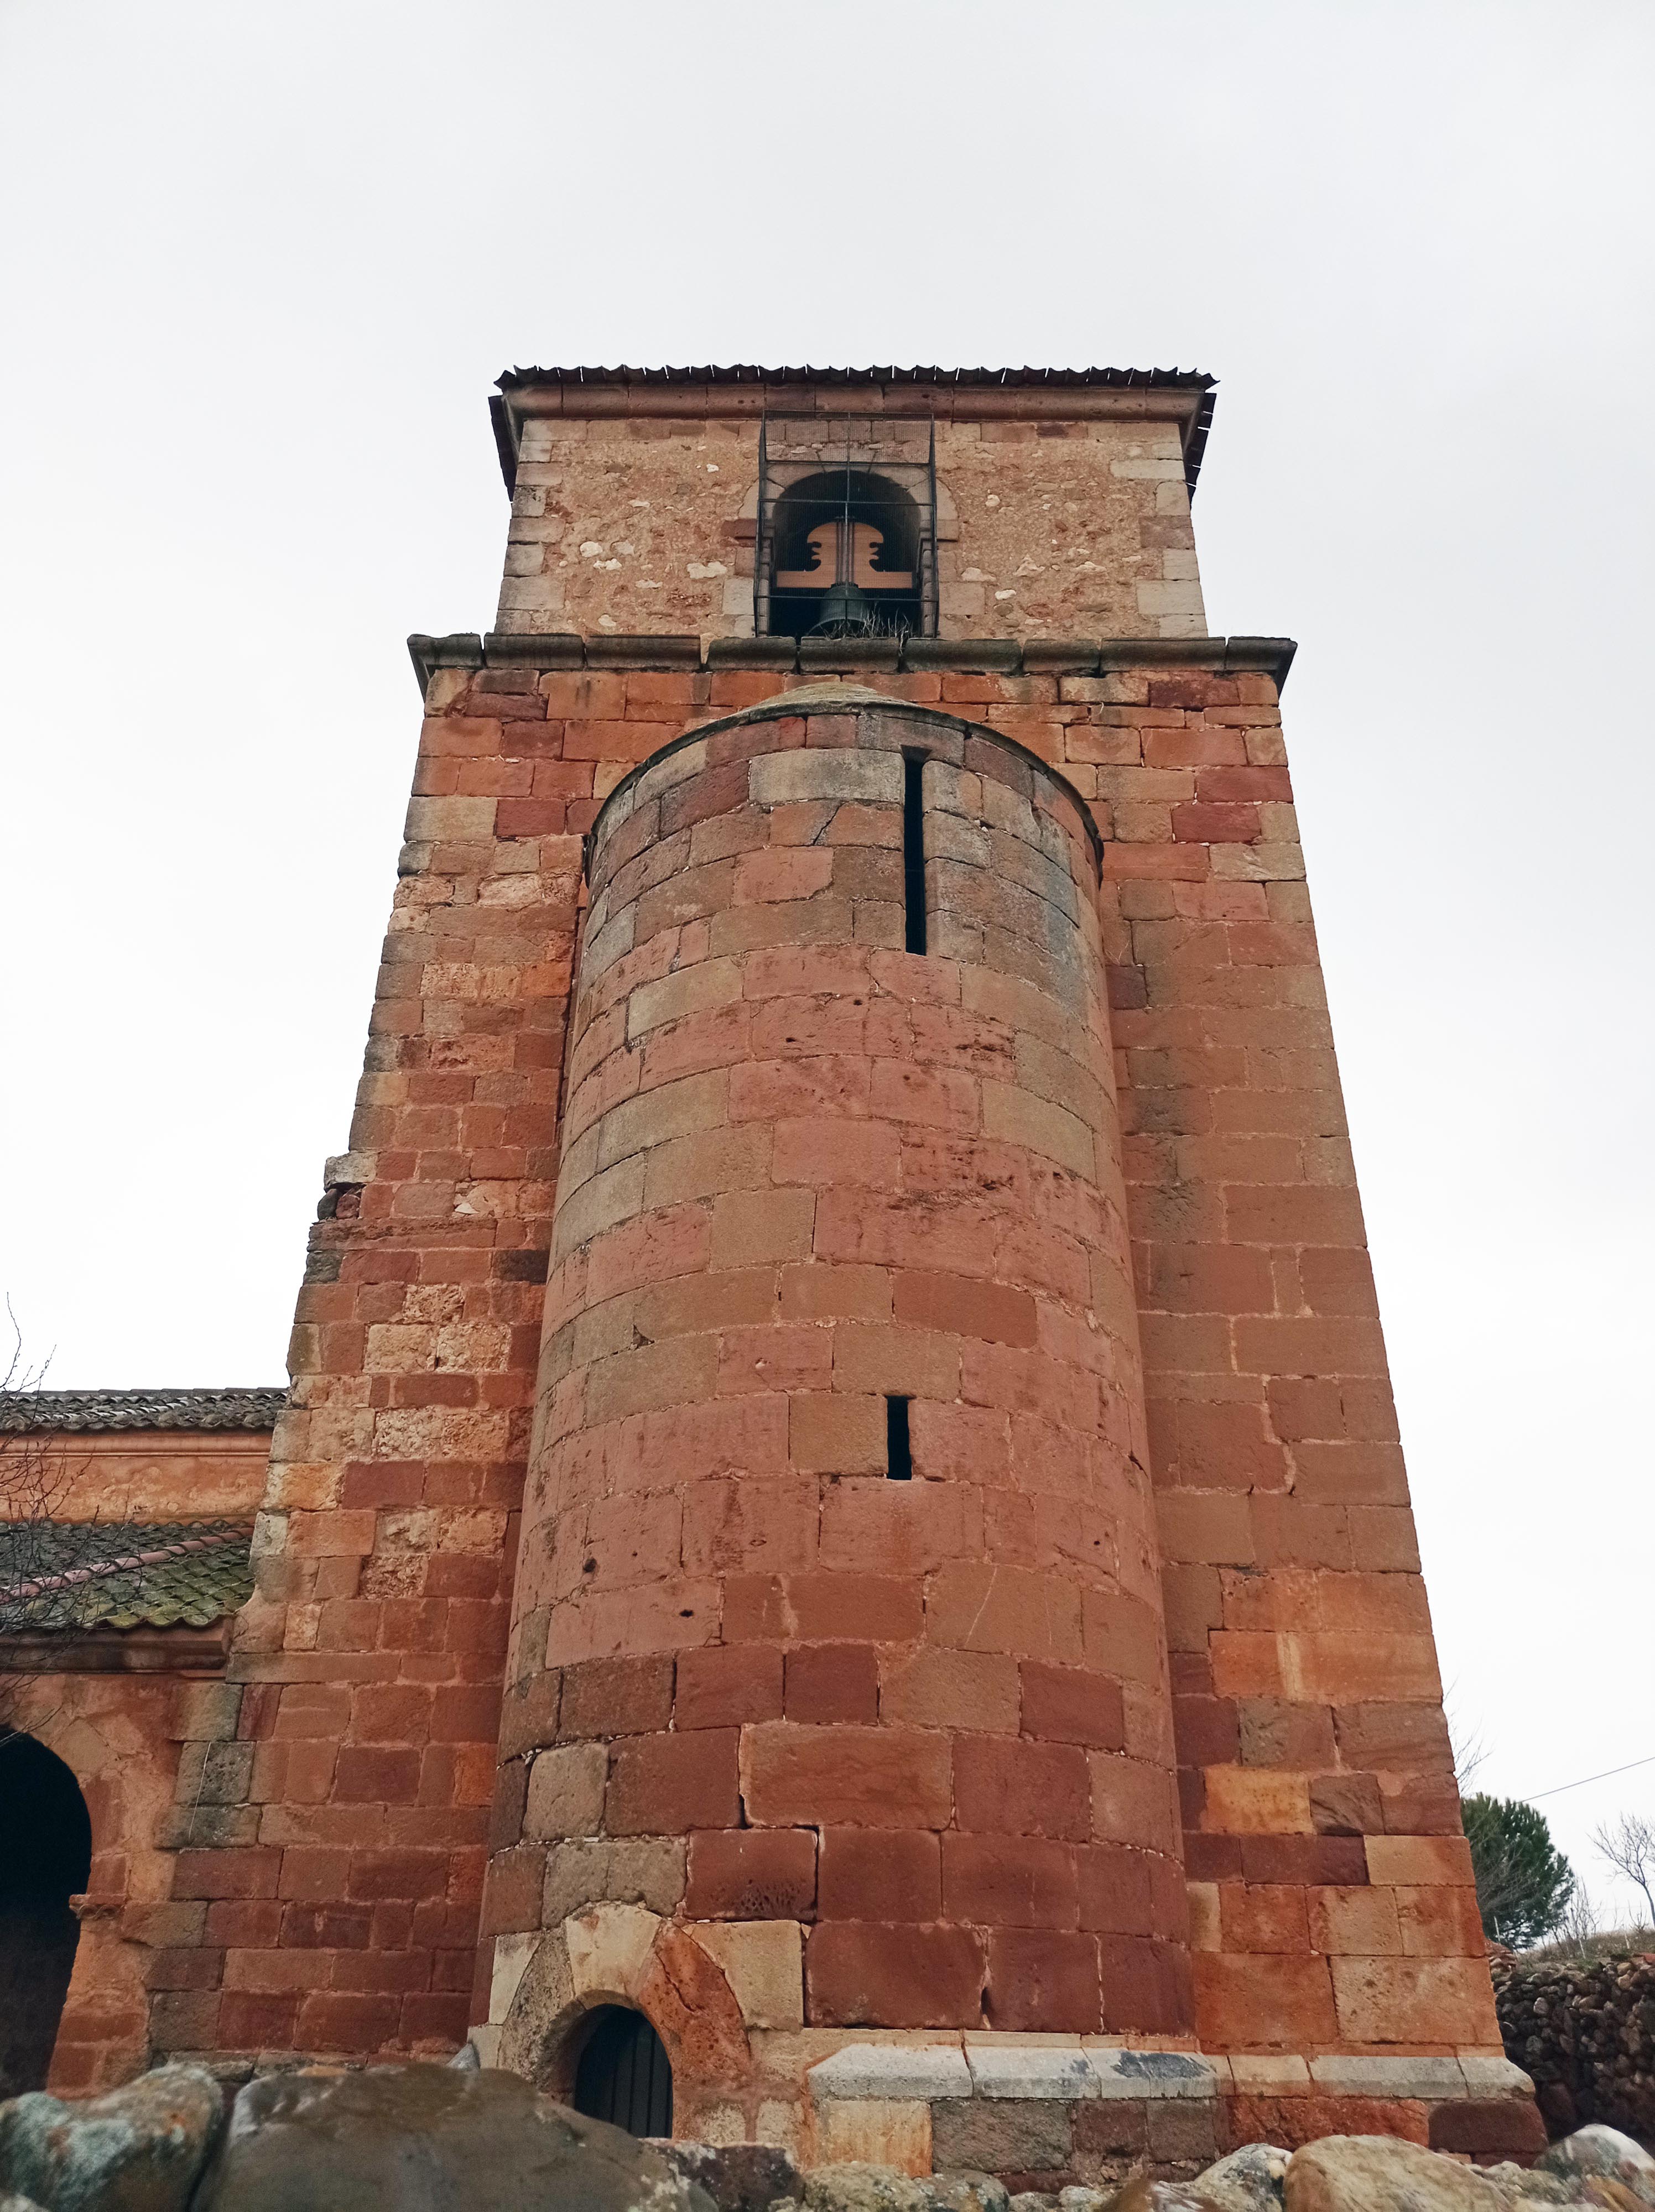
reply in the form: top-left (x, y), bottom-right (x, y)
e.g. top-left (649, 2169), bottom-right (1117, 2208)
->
top-left (493, 660), bottom-right (1482, 2067)
top-left (148, 670), bottom-right (580, 2060)
top-left (132, 646), bottom-right (1495, 2088)
top-left (0, 358), bottom-right (1501, 2152)
top-left (489, 697), bottom-right (1190, 2042)
top-left (1057, 664), bottom-right (1494, 2057)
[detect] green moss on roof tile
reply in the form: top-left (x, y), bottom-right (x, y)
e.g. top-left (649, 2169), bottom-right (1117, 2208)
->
top-left (0, 1521), bottom-right (254, 1632)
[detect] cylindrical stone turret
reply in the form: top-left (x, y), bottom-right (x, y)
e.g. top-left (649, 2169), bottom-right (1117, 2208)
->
top-left (499, 687), bottom-right (1188, 2085)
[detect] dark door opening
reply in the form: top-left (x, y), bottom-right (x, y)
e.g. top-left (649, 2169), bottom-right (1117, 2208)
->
top-left (0, 1734), bottom-right (92, 2099)
top-left (572, 2005), bottom-right (673, 2138)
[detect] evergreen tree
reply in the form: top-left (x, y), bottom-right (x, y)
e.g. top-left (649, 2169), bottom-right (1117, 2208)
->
top-left (1463, 1792), bottom-right (1576, 1947)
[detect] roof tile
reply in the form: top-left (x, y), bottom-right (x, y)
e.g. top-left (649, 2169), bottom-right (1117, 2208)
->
top-left (0, 1520), bottom-right (254, 1632)
top-left (0, 1389), bottom-right (285, 1434)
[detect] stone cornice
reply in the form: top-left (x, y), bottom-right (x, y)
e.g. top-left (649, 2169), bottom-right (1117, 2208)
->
top-left (0, 1621), bottom-right (233, 1673)
top-left (487, 367), bottom-right (1219, 498)
top-left (488, 361), bottom-right (1215, 434)
top-left (497, 380), bottom-right (1210, 421)
top-left (408, 632), bottom-right (1297, 698)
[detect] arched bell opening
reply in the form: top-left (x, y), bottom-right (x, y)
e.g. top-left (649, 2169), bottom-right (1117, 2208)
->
top-left (769, 468), bottom-right (923, 639)
top-left (0, 1733), bottom-right (92, 2099)
top-left (570, 2004), bottom-right (673, 2138)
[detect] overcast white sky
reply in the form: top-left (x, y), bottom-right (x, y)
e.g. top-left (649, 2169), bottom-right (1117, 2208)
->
top-left (2, 1), bottom-right (1651, 1918)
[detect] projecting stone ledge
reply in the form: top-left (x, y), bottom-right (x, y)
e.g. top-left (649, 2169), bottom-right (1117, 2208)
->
top-left (792, 2042), bottom-right (1544, 2184)
top-left (808, 2047), bottom-right (975, 2104)
top-left (807, 2045), bottom-right (1531, 2108)
top-left (405, 630), bottom-right (1298, 694)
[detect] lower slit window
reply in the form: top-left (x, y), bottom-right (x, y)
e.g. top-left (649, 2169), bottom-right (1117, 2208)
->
top-left (902, 753), bottom-right (927, 954)
top-left (886, 1396), bottom-right (913, 1479)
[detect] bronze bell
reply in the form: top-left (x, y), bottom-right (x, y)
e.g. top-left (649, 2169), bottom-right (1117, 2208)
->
top-left (810, 578), bottom-right (875, 635)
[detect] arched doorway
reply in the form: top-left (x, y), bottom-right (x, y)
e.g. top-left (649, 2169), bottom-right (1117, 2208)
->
top-left (0, 1734), bottom-right (92, 2098)
top-left (572, 2005), bottom-right (672, 2137)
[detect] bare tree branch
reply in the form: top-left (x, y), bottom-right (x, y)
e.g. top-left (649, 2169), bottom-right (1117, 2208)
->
top-left (1445, 1682), bottom-right (1489, 1793)
top-left (0, 1308), bottom-right (92, 1747)
top-left (1549, 1886), bottom-right (1602, 1961)
top-left (1594, 1812), bottom-right (1655, 1927)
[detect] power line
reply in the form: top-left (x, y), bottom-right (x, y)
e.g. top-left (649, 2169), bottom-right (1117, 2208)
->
top-left (1516, 1752), bottom-right (1655, 1803)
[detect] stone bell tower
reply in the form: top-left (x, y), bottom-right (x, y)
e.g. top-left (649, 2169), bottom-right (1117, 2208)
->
top-left (143, 368), bottom-right (1538, 2179)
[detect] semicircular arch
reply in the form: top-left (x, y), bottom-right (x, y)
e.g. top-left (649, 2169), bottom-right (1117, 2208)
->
top-left (0, 1732), bottom-right (93, 2098)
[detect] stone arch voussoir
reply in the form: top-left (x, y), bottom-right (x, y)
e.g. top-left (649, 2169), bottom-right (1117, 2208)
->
top-left (497, 1905), bottom-right (749, 2108)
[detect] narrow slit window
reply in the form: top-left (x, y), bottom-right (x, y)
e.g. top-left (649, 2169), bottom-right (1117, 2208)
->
top-left (886, 1395), bottom-right (913, 1480)
top-left (902, 754), bottom-right (927, 955)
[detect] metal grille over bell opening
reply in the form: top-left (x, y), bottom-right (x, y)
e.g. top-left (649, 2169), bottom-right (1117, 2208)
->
top-left (754, 417), bottom-right (939, 642)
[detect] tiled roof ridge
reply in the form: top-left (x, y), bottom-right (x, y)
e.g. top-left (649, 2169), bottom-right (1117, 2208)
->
top-left (0, 1517), bottom-right (259, 1634)
top-left (0, 1387), bottom-right (287, 1433)
top-left (495, 363), bottom-right (1216, 388)
top-left (0, 1521), bottom-right (255, 1608)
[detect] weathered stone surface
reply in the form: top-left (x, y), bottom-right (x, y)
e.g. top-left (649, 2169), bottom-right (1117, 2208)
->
top-left (1428, 2104), bottom-right (1548, 2163)
top-left (1010, 2195), bottom-right (1058, 2212)
top-left (968, 2052), bottom-right (1093, 2103)
top-left (1111, 2179), bottom-right (1222, 2212)
top-left (1285, 2137), bottom-right (1504, 2212)
top-left (192, 2063), bottom-right (717, 2212)
top-left (932, 2100), bottom-right (1074, 2178)
top-left (1482, 2170), bottom-right (1590, 2208)
top-left (794, 2166), bottom-right (1009, 2212)
top-left (811, 2052), bottom-right (975, 2105)
top-left (1534, 2131), bottom-right (1655, 2209)
top-left (1196, 2146), bottom-right (1292, 2212)
top-left (800, 2163), bottom-right (931, 2212)
top-left (925, 2174), bottom-right (1013, 2212)
top-left (1095, 2055), bottom-right (1219, 2104)
top-left (1058, 2188), bottom-right (1113, 2212)
top-left (1310, 2062), bottom-right (1465, 2106)
top-left (1581, 2187), bottom-right (1653, 2212)
top-left (655, 2141), bottom-right (802, 2212)
top-left (1459, 2061), bottom-right (1536, 2100)
top-left (0, 2064), bottom-right (224, 2212)
top-left (0, 2196), bottom-right (48, 2212)
top-left (1153, 2103), bottom-right (1221, 2171)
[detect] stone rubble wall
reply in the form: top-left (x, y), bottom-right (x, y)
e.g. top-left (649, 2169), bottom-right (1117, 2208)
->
top-left (1493, 1955), bottom-right (1655, 2147)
